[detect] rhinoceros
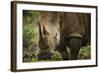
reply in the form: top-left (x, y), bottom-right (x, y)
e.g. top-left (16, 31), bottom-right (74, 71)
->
top-left (38, 11), bottom-right (90, 60)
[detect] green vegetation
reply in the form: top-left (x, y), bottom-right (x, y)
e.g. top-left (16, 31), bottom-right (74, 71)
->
top-left (26, 45), bottom-right (91, 62)
top-left (78, 45), bottom-right (91, 59)
top-left (23, 10), bottom-right (40, 62)
top-left (23, 10), bottom-right (40, 48)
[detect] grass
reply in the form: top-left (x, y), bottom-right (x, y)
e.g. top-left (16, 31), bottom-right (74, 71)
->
top-left (23, 45), bottom-right (91, 62)
top-left (78, 45), bottom-right (91, 59)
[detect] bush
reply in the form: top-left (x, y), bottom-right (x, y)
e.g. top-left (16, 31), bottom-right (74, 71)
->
top-left (23, 26), bottom-right (34, 48)
top-left (78, 45), bottom-right (91, 59)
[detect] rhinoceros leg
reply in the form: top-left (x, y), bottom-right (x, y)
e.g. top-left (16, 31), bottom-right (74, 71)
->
top-left (57, 37), bottom-right (69, 60)
top-left (57, 46), bottom-right (69, 60)
top-left (68, 37), bottom-right (82, 60)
